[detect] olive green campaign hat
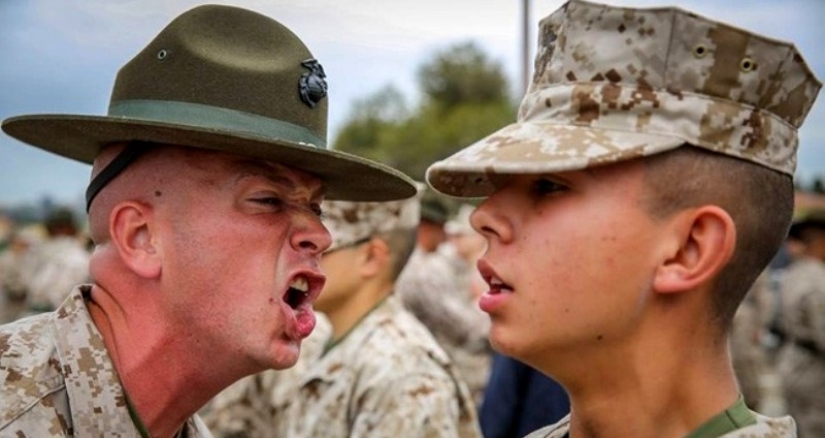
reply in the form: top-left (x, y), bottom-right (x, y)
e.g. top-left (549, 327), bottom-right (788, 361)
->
top-left (1, 4), bottom-right (416, 207)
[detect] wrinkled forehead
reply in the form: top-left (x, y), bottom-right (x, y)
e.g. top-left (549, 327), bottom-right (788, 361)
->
top-left (96, 142), bottom-right (327, 197)
top-left (222, 153), bottom-right (327, 198)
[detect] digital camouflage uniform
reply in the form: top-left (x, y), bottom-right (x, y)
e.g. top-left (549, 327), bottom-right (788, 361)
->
top-left (0, 226), bottom-right (43, 324)
top-left (280, 295), bottom-right (481, 438)
top-left (776, 257), bottom-right (825, 437)
top-left (201, 314), bottom-right (333, 438)
top-left (0, 285), bottom-right (211, 437)
top-left (0, 247), bottom-right (30, 324)
top-left (730, 270), bottom-right (774, 409)
top-left (397, 248), bottom-right (492, 406)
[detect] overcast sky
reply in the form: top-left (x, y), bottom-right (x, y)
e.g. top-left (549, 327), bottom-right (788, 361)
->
top-left (1, 0), bottom-right (823, 208)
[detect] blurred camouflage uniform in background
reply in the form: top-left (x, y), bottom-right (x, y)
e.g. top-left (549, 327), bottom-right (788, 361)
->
top-left (277, 196), bottom-right (480, 437)
top-left (281, 296), bottom-right (480, 437)
top-left (18, 208), bottom-right (90, 315)
top-left (397, 200), bottom-right (492, 407)
top-left (776, 211), bottom-right (825, 437)
top-left (0, 226), bottom-right (42, 324)
top-left (202, 314), bottom-right (333, 437)
top-left (730, 270), bottom-right (775, 410)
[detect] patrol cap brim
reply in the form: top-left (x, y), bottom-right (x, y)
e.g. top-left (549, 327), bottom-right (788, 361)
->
top-left (427, 121), bottom-right (684, 198)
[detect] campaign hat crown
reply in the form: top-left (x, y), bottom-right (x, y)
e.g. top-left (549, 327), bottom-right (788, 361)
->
top-left (427, 0), bottom-right (822, 197)
top-left (2, 4), bottom-right (416, 202)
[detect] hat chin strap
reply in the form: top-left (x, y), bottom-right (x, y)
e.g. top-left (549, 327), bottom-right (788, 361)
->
top-left (85, 143), bottom-right (151, 212)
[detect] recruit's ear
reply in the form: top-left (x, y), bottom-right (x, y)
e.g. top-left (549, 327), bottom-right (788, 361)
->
top-left (109, 201), bottom-right (162, 279)
top-left (653, 206), bottom-right (736, 294)
top-left (357, 237), bottom-right (390, 279)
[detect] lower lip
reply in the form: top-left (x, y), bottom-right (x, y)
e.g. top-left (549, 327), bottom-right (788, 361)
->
top-left (294, 306), bottom-right (316, 338)
top-left (478, 290), bottom-right (510, 313)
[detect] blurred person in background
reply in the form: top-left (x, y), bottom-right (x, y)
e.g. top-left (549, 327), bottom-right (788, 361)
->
top-left (480, 353), bottom-right (570, 438)
top-left (398, 196), bottom-right (493, 407)
top-left (729, 270), bottom-right (775, 411)
top-left (202, 314), bottom-right (333, 438)
top-left (19, 207), bottom-right (91, 315)
top-left (0, 225), bottom-right (43, 323)
top-left (444, 203), bottom-right (489, 300)
top-left (275, 194), bottom-right (481, 437)
top-left (440, 203), bottom-right (494, 406)
top-left (775, 210), bottom-right (825, 437)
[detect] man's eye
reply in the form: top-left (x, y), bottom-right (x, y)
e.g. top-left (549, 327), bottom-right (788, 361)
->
top-left (311, 204), bottom-right (324, 218)
top-left (253, 197), bottom-right (283, 207)
top-left (533, 178), bottom-right (567, 195)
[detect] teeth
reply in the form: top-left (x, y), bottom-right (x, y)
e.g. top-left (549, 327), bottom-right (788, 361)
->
top-left (289, 276), bottom-right (309, 292)
top-left (489, 276), bottom-right (512, 294)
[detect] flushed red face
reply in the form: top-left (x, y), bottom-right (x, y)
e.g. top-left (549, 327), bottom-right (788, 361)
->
top-left (153, 148), bottom-right (331, 372)
top-left (470, 161), bottom-right (668, 369)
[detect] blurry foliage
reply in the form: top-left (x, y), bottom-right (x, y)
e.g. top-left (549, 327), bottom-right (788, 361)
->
top-left (812, 177), bottom-right (825, 194)
top-left (418, 41), bottom-right (511, 110)
top-left (333, 41), bottom-right (517, 181)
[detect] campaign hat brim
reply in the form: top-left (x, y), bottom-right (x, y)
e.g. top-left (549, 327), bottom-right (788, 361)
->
top-left (3, 114), bottom-right (416, 202)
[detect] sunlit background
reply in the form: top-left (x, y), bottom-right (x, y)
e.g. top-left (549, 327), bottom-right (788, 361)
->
top-left (1, 0), bottom-right (823, 215)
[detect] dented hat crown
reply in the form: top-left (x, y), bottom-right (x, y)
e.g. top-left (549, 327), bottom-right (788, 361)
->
top-left (2, 4), bottom-right (415, 204)
top-left (427, 0), bottom-right (821, 197)
top-left (322, 188), bottom-right (423, 252)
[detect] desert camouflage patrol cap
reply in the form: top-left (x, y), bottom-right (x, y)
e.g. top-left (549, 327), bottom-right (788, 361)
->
top-left (427, 0), bottom-right (822, 197)
top-left (322, 186), bottom-right (423, 252)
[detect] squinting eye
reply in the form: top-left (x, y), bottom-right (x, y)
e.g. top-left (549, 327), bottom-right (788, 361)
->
top-left (533, 178), bottom-right (567, 195)
top-left (311, 204), bottom-right (324, 218)
top-left (254, 197), bottom-right (283, 208)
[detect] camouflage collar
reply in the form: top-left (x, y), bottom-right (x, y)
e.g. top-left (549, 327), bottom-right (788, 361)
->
top-left (51, 286), bottom-right (134, 434)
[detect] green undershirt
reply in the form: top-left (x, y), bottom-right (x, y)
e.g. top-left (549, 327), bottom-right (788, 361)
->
top-left (125, 391), bottom-right (187, 438)
top-left (684, 396), bottom-right (757, 438)
top-left (125, 391), bottom-right (153, 438)
top-left (560, 396), bottom-right (756, 438)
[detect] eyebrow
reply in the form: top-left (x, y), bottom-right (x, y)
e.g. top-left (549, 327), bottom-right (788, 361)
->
top-left (232, 159), bottom-right (326, 198)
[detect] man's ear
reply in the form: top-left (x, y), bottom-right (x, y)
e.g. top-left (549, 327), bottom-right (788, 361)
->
top-left (359, 238), bottom-right (389, 278)
top-left (654, 206), bottom-right (736, 294)
top-left (109, 201), bottom-right (161, 279)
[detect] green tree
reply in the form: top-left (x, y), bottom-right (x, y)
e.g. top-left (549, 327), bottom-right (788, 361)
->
top-left (334, 41), bottom-right (517, 181)
top-left (812, 176), bottom-right (825, 194)
top-left (333, 85), bottom-right (408, 165)
top-left (418, 41), bottom-right (511, 111)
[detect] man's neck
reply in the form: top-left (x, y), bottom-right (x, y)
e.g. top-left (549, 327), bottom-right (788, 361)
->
top-left (87, 285), bottom-right (225, 438)
top-left (557, 336), bottom-right (739, 438)
top-left (326, 282), bottom-right (392, 343)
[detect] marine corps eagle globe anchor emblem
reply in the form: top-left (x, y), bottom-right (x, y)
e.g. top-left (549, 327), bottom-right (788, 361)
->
top-left (299, 59), bottom-right (328, 108)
